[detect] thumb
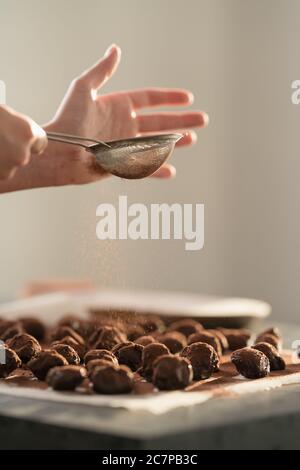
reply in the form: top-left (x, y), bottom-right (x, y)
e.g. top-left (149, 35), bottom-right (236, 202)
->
top-left (80, 44), bottom-right (121, 90)
top-left (29, 120), bottom-right (48, 155)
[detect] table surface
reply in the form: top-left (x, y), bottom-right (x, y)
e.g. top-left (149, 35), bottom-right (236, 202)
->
top-left (1, 322), bottom-right (300, 450)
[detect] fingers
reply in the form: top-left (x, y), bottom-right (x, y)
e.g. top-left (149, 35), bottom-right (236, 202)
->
top-left (175, 130), bottom-right (197, 147)
top-left (151, 164), bottom-right (176, 179)
top-left (137, 111), bottom-right (209, 133)
top-left (129, 88), bottom-right (194, 109)
top-left (79, 44), bottom-right (121, 90)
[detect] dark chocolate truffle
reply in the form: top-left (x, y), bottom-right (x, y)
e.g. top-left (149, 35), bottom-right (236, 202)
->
top-left (51, 343), bottom-right (80, 365)
top-left (167, 319), bottom-right (203, 338)
top-left (159, 331), bottom-right (187, 354)
top-left (19, 317), bottom-right (46, 341)
top-left (84, 349), bottom-right (118, 365)
top-left (91, 326), bottom-right (126, 350)
top-left (28, 349), bottom-right (68, 380)
top-left (219, 328), bottom-right (251, 351)
top-left (51, 336), bottom-right (86, 360)
top-left (231, 347), bottom-right (270, 379)
top-left (117, 343), bottom-right (144, 371)
top-left (46, 365), bottom-right (87, 391)
top-left (254, 333), bottom-right (282, 351)
top-left (7, 333), bottom-right (41, 363)
top-left (50, 326), bottom-right (85, 345)
top-left (252, 342), bottom-right (285, 371)
top-left (181, 342), bottom-right (219, 380)
top-left (92, 364), bottom-right (134, 394)
top-left (152, 355), bottom-right (193, 390)
top-left (135, 335), bottom-right (156, 346)
top-left (187, 331), bottom-right (222, 357)
top-left (140, 342), bottom-right (170, 380)
top-left (0, 345), bottom-right (22, 378)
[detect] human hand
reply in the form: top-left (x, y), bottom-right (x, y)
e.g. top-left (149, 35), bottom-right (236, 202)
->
top-left (0, 44), bottom-right (208, 192)
top-left (0, 105), bottom-right (47, 180)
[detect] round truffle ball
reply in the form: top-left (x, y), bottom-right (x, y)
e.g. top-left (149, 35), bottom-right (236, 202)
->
top-left (91, 364), bottom-right (134, 394)
top-left (181, 342), bottom-right (219, 380)
top-left (152, 355), bottom-right (193, 390)
top-left (46, 365), bottom-right (87, 391)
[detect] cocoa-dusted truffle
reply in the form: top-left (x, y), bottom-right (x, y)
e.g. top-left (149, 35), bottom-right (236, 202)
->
top-left (86, 358), bottom-right (115, 377)
top-left (0, 320), bottom-right (20, 341)
top-left (84, 349), bottom-right (118, 365)
top-left (152, 355), bottom-right (193, 390)
top-left (136, 314), bottom-right (165, 334)
top-left (181, 342), bottom-right (219, 380)
top-left (231, 347), bottom-right (270, 379)
top-left (46, 365), bottom-right (87, 391)
top-left (187, 331), bottom-right (222, 357)
top-left (0, 345), bottom-right (22, 378)
top-left (51, 336), bottom-right (86, 360)
top-left (207, 329), bottom-right (229, 352)
top-left (168, 319), bottom-right (203, 338)
top-left (219, 328), bottom-right (251, 351)
top-left (254, 333), bottom-right (282, 351)
top-left (91, 326), bottom-right (126, 351)
top-left (19, 317), bottom-right (46, 341)
top-left (112, 341), bottom-right (134, 355)
top-left (135, 335), bottom-right (156, 346)
top-left (51, 343), bottom-right (80, 365)
top-left (117, 343), bottom-right (144, 371)
top-left (140, 342), bottom-right (170, 380)
top-left (257, 327), bottom-right (281, 340)
top-left (7, 333), bottom-right (41, 363)
top-left (50, 326), bottom-right (85, 346)
top-left (58, 315), bottom-right (94, 340)
top-left (28, 349), bottom-right (68, 380)
top-left (159, 331), bottom-right (187, 354)
top-left (252, 342), bottom-right (285, 370)
top-left (91, 364), bottom-right (134, 394)
top-left (126, 324), bottom-right (145, 341)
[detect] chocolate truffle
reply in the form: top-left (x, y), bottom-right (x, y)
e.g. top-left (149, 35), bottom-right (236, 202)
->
top-left (50, 326), bottom-right (85, 345)
top-left (231, 347), bottom-right (270, 379)
top-left (91, 326), bottom-right (126, 351)
top-left (231, 348), bottom-right (270, 379)
top-left (51, 343), bottom-right (80, 365)
top-left (127, 325), bottom-right (146, 341)
top-left (219, 328), bottom-right (251, 351)
top-left (84, 349), bottom-right (118, 365)
top-left (1, 323), bottom-right (23, 341)
top-left (168, 319), bottom-right (203, 338)
top-left (19, 317), bottom-right (46, 341)
top-left (135, 335), bottom-right (156, 346)
top-left (51, 336), bottom-right (86, 360)
top-left (159, 331), bottom-right (187, 354)
top-left (92, 364), bottom-right (134, 394)
top-left (28, 349), bottom-right (68, 380)
top-left (117, 343), bottom-right (144, 371)
top-left (0, 345), bottom-right (22, 378)
top-left (207, 329), bottom-right (229, 352)
top-left (140, 342), bottom-right (170, 380)
top-left (136, 314), bottom-right (165, 334)
top-left (112, 341), bottom-right (134, 355)
top-left (181, 342), bottom-right (219, 380)
top-left (46, 365), bottom-right (87, 391)
top-left (7, 333), bottom-right (41, 363)
top-left (252, 342), bottom-right (285, 370)
top-left (86, 358), bottom-right (114, 377)
top-left (187, 331), bottom-right (222, 357)
top-left (0, 320), bottom-right (19, 339)
top-left (152, 355), bottom-right (193, 390)
top-left (254, 333), bottom-right (282, 351)
top-left (257, 327), bottom-right (281, 340)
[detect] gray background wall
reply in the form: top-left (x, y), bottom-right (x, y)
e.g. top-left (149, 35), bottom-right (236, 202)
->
top-left (0, 0), bottom-right (299, 322)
